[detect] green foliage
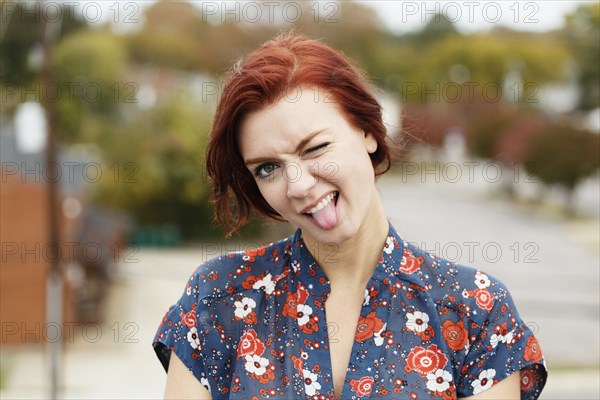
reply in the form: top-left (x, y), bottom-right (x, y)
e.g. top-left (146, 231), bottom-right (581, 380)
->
top-left (51, 28), bottom-right (128, 142)
top-left (523, 125), bottom-right (600, 191)
top-left (0, 2), bottom-right (41, 85)
top-left (127, 1), bottom-right (205, 71)
top-left (400, 33), bottom-right (570, 103)
top-left (562, 3), bottom-right (600, 110)
top-left (91, 93), bottom-right (219, 239)
top-left (0, 2), bottom-right (87, 86)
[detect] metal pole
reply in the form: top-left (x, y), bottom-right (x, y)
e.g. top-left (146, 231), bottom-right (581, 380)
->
top-left (39, 2), bottom-right (63, 398)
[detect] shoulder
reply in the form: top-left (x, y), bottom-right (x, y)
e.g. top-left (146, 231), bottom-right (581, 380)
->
top-left (188, 233), bottom-right (295, 301)
top-left (398, 239), bottom-right (516, 323)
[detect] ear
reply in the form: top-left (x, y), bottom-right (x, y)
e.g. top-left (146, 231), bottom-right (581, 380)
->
top-left (364, 132), bottom-right (378, 154)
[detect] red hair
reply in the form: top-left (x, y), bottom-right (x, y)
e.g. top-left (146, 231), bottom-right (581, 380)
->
top-left (206, 33), bottom-right (392, 236)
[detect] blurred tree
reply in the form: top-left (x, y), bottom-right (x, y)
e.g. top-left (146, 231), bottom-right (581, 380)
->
top-left (0, 2), bottom-right (87, 85)
top-left (294, 2), bottom-right (381, 55)
top-left (127, 1), bottom-right (205, 71)
top-left (91, 93), bottom-right (217, 239)
top-left (52, 28), bottom-right (128, 143)
top-left (466, 107), bottom-right (514, 159)
top-left (466, 107), bottom-right (549, 163)
top-left (127, 0), bottom-right (278, 73)
top-left (0, 1), bottom-right (87, 115)
top-left (523, 125), bottom-right (600, 211)
top-left (561, 3), bottom-right (600, 110)
top-left (409, 12), bottom-right (460, 46)
top-left (399, 32), bottom-right (571, 104)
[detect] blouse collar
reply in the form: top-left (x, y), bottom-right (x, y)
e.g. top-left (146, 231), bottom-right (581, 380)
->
top-left (289, 221), bottom-right (410, 300)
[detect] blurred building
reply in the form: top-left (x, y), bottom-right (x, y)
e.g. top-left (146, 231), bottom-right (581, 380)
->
top-left (1, 117), bottom-right (129, 345)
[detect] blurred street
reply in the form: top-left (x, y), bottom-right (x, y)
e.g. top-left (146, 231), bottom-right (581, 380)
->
top-left (1, 174), bottom-right (598, 399)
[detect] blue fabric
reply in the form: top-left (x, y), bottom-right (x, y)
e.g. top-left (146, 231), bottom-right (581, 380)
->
top-left (153, 222), bottom-right (547, 399)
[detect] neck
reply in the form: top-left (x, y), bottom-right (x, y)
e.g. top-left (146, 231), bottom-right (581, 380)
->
top-left (303, 193), bottom-right (389, 289)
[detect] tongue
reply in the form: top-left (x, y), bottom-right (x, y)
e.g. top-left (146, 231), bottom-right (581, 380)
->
top-left (311, 199), bottom-right (337, 230)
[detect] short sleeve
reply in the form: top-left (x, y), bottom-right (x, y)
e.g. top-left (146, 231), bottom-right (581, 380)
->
top-left (152, 267), bottom-right (211, 391)
top-left (455, 276), bottom-right (547, 399)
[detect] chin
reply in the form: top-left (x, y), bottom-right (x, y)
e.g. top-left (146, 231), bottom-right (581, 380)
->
top-left (301, 220), bottom-right (357, 245)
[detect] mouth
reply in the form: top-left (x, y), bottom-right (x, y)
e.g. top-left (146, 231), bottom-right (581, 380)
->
top-left (302, 191), bottom-right (339, 230)
top-left (303, 191), bottom-right (338, 215)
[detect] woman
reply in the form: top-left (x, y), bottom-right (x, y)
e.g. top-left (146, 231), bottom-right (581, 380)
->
top-left (153, 33), bottom-right (547, 399)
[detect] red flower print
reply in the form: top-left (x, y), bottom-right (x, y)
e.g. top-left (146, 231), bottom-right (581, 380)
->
top-left (244, 311), bottom-right (258, 325)
top-left (400, 249), bottom-right (424, 274)
top-left (291, 355), bottom-right (304, 371)
top-left (299, 316), bottom-right (319, 335)
top-left (495, 322), bottom-right (510, 336)
top-left (254, 367), bottom-right (275, 384)
top-left (349, 376), bottom-right (374, 397)
top-left (237, 329), bottom-right (265, 359)
top-left (355, 312), bottom-right (385, 343)
top-left (441, 320), bottom-right (468, 351)
top-left (524, 336), bottom-right (543, 363)
top-left (419, 325), bottom-right (435, 341)
top-left (520, 368), bottom-right (537, 391)
top-left (282, 284), bottom-right (308, 319)
top-left (473, 288), bottom-right (494, 311)
top-left (405, 345), bottom-right (448, 377)
top-left (180, 306), bottom-right (197, 329)
top-left (282, 292), bottom-right (298, 318)
top-left (242, 274), bottom-right (262, 290)
top-left (243, 246), bottom-right (266, 262)
top-left (435, 385), bottom-right (457, 400)
top-left (367, 285), bottom-right (379, 301)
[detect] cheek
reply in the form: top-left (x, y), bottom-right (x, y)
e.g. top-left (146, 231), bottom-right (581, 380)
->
top-left (256, 183), bottom-right (287, 212)
top-left (338, 147), bottom-right (376, 184)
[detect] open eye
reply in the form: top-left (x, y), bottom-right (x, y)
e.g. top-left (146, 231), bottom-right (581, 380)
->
top-left (254, 163), bottom-right (277, 179)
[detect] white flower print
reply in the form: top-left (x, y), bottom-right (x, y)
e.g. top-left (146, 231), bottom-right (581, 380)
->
top-left (200, 377), bottom-right (211, 393)
top-left (186, 327), bottom-right (201, 350)
top-left (363, 288), bottom-right (370, 306)
top-left (374, 322), bottom-right (387, 346)
top-left (383, 236), bottom-right (395, 254)
top-left (234, 297), bottom-right (256, 319)
top-left (244, 354), bottom-right (270, 376)
top-left (253, 273), bottom-right (275, 294)
top-left (296, 304), bottom-right (313, 326)
top-left (291, 260), bottom-right (300, 273)
top-left (490, 330), bottom-right (514, 349)
top-left (471, 368), bottom-right (496, 394)
top-left (474, 272), bottom-right (491, 289)
top-left (302, 369), bottom-right (322, 396)
top-left (406, 311), bottom-right (430, 333)
top-left (426, 369), bottom-right (452, 392)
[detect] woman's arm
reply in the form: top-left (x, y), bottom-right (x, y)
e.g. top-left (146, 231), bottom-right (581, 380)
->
top-left (459, 371), bottom-right (520, 400)
top-left (164, 350), bottom-right (212, 400)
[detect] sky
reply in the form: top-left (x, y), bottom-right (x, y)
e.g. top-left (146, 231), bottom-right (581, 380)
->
top-left (63, 1), bottom-right (596, 34)
top-left (358, 0), bottom-right (595, 34)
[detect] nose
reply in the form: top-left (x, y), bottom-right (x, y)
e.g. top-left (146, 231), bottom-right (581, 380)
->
top-left (285, 162), bottom-right (316, 199)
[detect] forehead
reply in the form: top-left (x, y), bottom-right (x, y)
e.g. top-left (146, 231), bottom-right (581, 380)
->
top-left (238, 87), bottom-right (346, 157)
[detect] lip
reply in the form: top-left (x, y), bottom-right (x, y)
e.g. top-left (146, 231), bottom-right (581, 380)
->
top-left (299, 191), bottom-right (338, 214)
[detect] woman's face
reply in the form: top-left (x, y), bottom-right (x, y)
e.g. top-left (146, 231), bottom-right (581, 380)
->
top-left (238, 86), bottom-right (381, 245)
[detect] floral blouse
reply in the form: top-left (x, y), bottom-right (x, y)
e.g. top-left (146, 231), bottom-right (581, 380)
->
top-left (153, 223), bottom-right (547, 399)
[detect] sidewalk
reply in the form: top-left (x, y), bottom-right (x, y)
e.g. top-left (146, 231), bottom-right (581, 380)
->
top-left (1, 175), bottom-right (598, 398)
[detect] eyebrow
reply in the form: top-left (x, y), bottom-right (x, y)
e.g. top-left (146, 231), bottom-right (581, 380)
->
top-left (244, 129), bottom-right (327, 167)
